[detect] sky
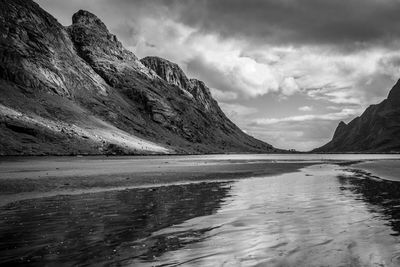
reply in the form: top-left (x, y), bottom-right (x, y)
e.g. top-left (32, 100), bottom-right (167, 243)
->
top-left (36, 0), bottom-right (400, 151)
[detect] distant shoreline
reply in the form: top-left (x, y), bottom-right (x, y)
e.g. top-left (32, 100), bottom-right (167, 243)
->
top-left (1, 156), bottom-right (400, 207)
top-left (0, 157), bottom-right (317, 206)
top-left (1, 151), bottom-right (400, 161)
top-left (1, 151), bottom-right (400, 159)
top-left (348, 159), bottom-right (400, 182)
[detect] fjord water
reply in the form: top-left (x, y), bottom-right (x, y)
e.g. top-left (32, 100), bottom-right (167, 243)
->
top-left (1, 156), bottom-right (400, 266)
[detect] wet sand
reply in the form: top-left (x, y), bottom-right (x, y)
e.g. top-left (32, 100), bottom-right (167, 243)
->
top-left (0, 156), bottom-right (316, 205)
top-left (2, 163), bottom-right (400, 266)
top-left (350, 159), bottom-right (400, 181)
top-left (2, 155), bottom-right (400, 266)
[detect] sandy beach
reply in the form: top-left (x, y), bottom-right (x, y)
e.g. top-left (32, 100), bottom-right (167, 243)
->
top-left (2, 155), bottom-right (400, 205)
top-left (0, 155), bottom-right (317, 205)
top-left (350, 159), bottom-right (400, 181)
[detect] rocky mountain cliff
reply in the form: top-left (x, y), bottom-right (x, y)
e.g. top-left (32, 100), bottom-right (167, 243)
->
top-left (141, 57), bottom-right (224, 114)
top-left (0, 0), bottom-right (277, 155)
top-left (314, 80), bottom-right (400, 152)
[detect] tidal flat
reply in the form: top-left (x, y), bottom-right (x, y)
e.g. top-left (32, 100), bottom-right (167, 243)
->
top-left (1, 154), bottom-right (400, 266)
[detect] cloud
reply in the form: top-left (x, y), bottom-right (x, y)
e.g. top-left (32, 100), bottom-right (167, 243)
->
top-left (172, 0), bottom-right (400, 50)
top-left (210, 88), bottom-right (238, 101)
top-left (245, 108), bottom-right (364, 151)
top-left (245, 119), bottom-right (337, 151)
top-left (251, 108), bottom-right (361, 126)
top-left (219, 103), bottom-right (258, 120)
top-left (281, 77), bottom-right (300, 96)
top-left (299, 106), bottom-right (313, 112)
top-left (184, 38), bottom-right (283, 98)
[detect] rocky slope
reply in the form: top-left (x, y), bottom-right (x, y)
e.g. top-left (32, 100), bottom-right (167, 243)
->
top-left (314, 80), bottom-right (400, 152)
top-left (0, 0), bottom-right (276, 155)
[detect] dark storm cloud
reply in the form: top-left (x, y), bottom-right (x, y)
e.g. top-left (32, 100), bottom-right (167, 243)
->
top-left (186, 56), bottom-right (236, 94)
top-left (119, 0), bottom-right (400, 49)
top-left (39, 0), bottom-right (400, 49)
top-left (187, 0), bottom-right (400, 47)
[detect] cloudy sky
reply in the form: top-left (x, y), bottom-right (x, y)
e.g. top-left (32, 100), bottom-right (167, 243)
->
top-left (37, 0), bottom-right (400, 151)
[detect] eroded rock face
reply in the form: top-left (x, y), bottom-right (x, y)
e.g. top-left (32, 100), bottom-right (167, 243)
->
top-left (189, 79), bottom-right (215, 112)
top-left (141, 56), bottom-right (192, 93)
top-left (68, 10), bottom-right (156, 84)
top-left (0, 0), bottom-right (277, 155)
top-left (0, 1), bottom-right (109, 98)
top-left (314, 80), bottom-right (400, 152)
top-left (141, 57), bottom-right (220, 113)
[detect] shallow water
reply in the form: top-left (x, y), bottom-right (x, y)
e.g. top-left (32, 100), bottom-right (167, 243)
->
top-left (1, 164), bottom-right (400, 266)
top-left (170, 153), bottom-right (400, 161)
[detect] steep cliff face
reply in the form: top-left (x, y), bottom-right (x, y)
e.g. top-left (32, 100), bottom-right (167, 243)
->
top-left (0, 1), bottom-right (109, 98)
top-left (140, 56), bottom-right (265, 147)
top-left (314, 80), bottom-right (400, 152)
top-left (0, 0), bottom-right (276, 155)
top-left (68, 10), bottom-right (156, 84)
top-left (141, 57), bottom-right (222, 113)
top-left (188, 79), bottom-right (215, 112)
top-left (141, 56), bottom-right (192, 93)
top-left (0, 0), bottom-right (169, 155)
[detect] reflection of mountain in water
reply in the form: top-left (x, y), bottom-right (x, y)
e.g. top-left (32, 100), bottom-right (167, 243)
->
top-left (0, 181), bottom-right (232, 266)
top-left (337, 171), bottom-right (400, 235)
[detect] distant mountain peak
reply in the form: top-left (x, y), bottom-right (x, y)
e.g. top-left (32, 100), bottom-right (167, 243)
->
top-left (72, 10), bottom-right (108, 31)
top-left (68, 10), bottom-right (158, 82)
top-left (69, 10), bottom-right (127, 59)
top-left (314, 80), bottom-right (400, 152)
top-left (332, 121), bottom-right (347, 139)
top-left (388, 79), bottom-right (400, 105)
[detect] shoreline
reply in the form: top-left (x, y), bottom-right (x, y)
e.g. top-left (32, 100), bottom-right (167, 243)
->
top-left (1, 151), bottom-right (400, 160)
top-left (1, 156), bottom-right (400, 206)
top-left (348, 159), bottom-right (400, 182)
top-left (0, 158), bottom-right (318, 206)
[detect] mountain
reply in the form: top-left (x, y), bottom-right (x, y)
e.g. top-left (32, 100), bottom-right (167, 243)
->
top-left (314, 80), bottom-right (400, 153)
top-left (0, 0), bottom-right (277, 155)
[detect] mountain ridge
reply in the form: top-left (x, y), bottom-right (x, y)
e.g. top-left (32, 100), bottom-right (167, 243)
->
top-left (0, 0), bottom-right (277, 155)
top-left (314, 79), bottom-right (400, 153)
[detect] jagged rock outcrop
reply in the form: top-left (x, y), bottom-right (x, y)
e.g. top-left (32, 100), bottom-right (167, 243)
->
top-left (314, 80), bottom-right (400, 152)
top-left (68, 10), bottom-right (156, 84)
top-left (141, 57), bottom-right (220, 112)
top-left (0, 0), bottom-right (277, 155)
top-left (188, 79), bottom-right (214, 112)
top-left (141, 56), bottom-right (192, 93)
top-left (0, 1), bottom-right (109, 98)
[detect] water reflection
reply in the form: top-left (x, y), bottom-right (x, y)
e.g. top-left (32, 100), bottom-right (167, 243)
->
top-left (337, 169), bottom-right (400, 235)
top-left (0, 182), bottom-right (232, 266)
top-left (2, 164), bottom-right (400, 266)
top-left (130, 164), bottom-right (400, 266)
